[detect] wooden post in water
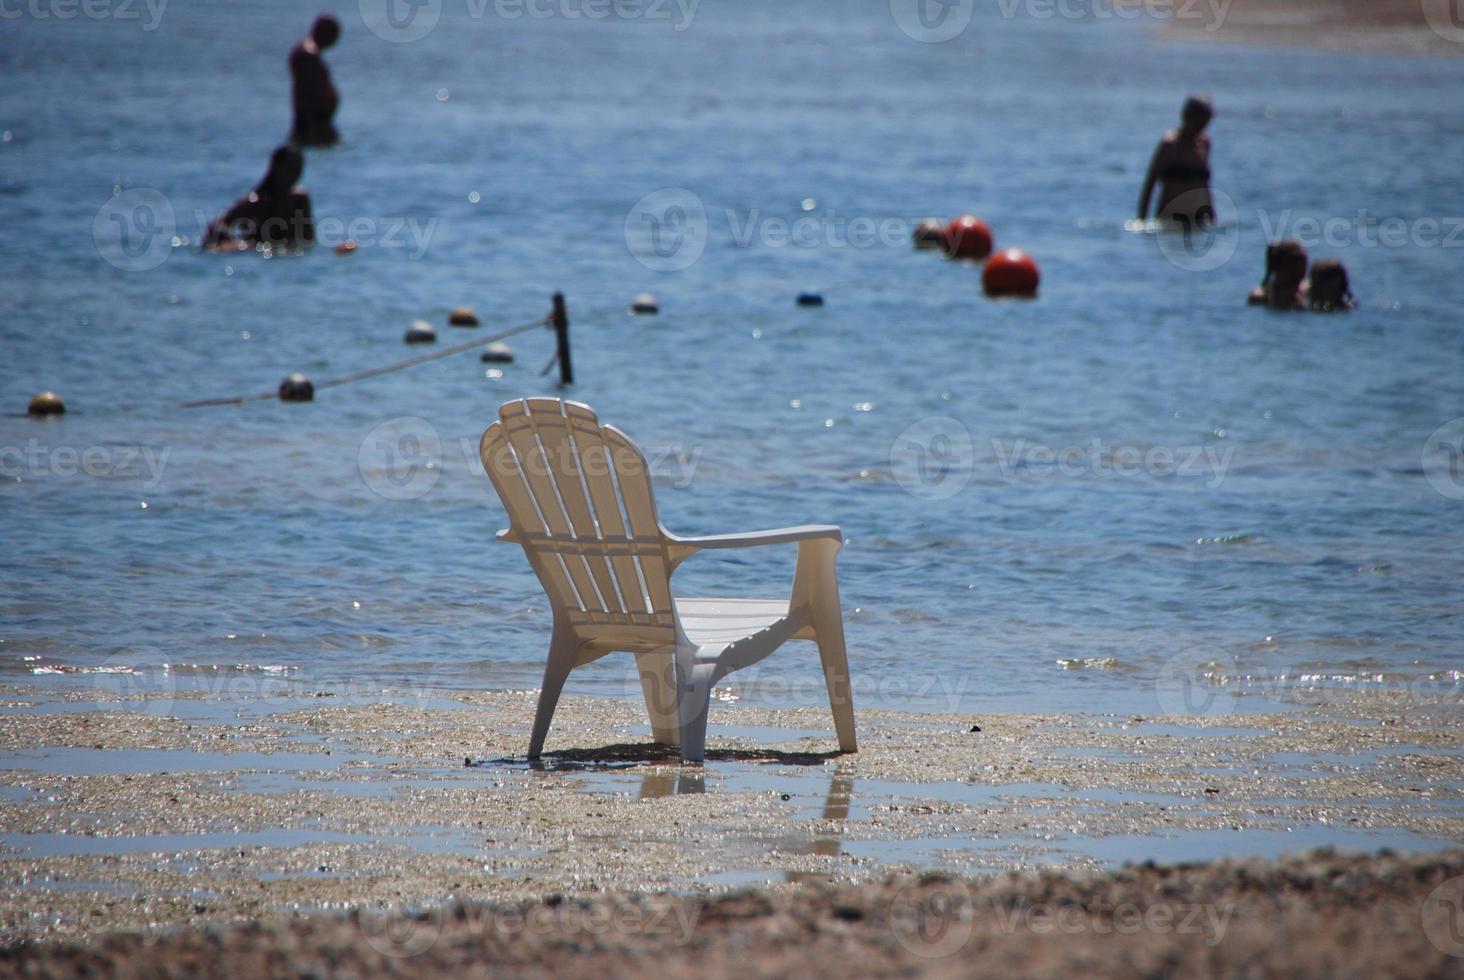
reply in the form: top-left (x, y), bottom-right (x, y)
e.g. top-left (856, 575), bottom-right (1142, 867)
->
top-left (551, 293), bottom-right (573, 386)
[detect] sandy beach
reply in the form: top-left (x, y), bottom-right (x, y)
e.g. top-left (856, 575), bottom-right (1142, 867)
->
top-left (1163, 0), bottom-right (1464, 57)
top-left (5, 849), bottom-right (1463, 978)
top-left (3, 684), bottom-right (1462, 974)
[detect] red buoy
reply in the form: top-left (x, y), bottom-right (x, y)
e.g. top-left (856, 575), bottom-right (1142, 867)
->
top-left (982, 248), bottom-right (1040, 298)
top-left (943, 215), bottom-right (993, 261)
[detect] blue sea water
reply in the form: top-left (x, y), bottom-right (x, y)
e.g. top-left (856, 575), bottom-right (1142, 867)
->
top-left (2, 0), bottom-right (1462, 716)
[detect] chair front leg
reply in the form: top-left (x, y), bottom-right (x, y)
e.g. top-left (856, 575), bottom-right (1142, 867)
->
top-left (528, 619), bottom-right (580, 759)
top-left (635, 646), bottom-right (681, 747)
top-left (793, 538), bottom-right (858, 754)
top-left (674, 646), bottom-right (717, 764)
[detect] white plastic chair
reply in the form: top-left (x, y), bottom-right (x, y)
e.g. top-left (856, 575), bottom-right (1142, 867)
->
top-left (479, 398), bottom-right (857, 763)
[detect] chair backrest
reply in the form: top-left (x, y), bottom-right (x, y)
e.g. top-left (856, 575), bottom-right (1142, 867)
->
top-left (480, 398), bottom-right (676, 632)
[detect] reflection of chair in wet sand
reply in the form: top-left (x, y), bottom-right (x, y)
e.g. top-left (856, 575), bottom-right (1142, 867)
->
top-left (638, 770), bottom-right (705, 798)
top-left (479, 398), bottom-right (858, 764)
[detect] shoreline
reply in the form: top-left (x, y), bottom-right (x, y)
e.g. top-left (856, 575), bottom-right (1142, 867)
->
top-left (1160, 0), bottom-right (1464, 58)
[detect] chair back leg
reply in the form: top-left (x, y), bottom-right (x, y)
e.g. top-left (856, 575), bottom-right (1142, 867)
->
top-left (527, 621), bottom-right (580, 759)
top-left (634, 647), bottom-right (681, 747)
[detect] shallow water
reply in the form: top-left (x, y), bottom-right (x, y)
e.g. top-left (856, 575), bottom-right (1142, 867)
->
top-left (2, 1), bottom-right (1462, 717)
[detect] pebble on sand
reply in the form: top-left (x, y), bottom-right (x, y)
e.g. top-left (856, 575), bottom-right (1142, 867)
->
top-left (405, 320), bottom-right (436, 344)
top-left (27, 390), bottom-right (65, 417)
top-left (449, 307), bottom-right (480, 327)
top-left (630, 293), bottom-right (659, 315)
top-left (278, 373), bottom-right (314, 402)
top-left (480, 341), bottom-right (514, 363)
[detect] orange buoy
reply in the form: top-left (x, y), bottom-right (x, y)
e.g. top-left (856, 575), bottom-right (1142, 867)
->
top-left (943, 215), bottom-right (993, 261)
top-left (982, 248), bottom-right (1040, 298)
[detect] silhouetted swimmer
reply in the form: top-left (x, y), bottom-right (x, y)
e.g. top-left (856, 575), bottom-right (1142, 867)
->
top-left (290, 14), bottom-right (341, 147)
top-left (1248, 239), bottom-right (1309, 310)
top-left (1138, 95), bottom-right (1214, 230)
top-left (203, 145), bottom-right (314, 250)
top-left (1307, 259), bottom-right (1355, 312)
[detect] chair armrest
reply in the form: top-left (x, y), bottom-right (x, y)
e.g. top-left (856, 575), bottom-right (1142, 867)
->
top-left (496, 528), bottom-right (521, 543)
top-left (663, 525), bottom-right (841, 569)
top-left (669, 525), bottom-right (841, 549)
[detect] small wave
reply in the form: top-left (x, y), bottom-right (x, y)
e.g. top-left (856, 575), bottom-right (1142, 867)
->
top-left (1195, 533), bottom-right (1258, 546)
top-left (1057, 657), bottom-right (1121, 670)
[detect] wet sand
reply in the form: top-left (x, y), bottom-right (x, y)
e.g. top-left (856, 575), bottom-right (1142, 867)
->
top-left (1162, 0), bottom-right (1464, 57)
top-left (2, 682), bottom-right (1462, 970)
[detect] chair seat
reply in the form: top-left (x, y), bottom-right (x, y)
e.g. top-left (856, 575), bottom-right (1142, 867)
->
top-left (674, 597), bottom-right (792, 648)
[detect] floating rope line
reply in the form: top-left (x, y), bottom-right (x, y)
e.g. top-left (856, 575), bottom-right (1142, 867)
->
top-left (179, 314), bottom-right (552, 409)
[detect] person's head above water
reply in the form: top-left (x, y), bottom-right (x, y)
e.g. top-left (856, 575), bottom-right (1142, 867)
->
top-left (1180, 94), bottom-right (1213, 136)
top-left (1267, 238), bottom-right (1308, 283)
top-left (259, 144), bottom-right (305, 197)
top-left (311, 13), bottom-right (341, 49)
top-left (1308, 259), bottom-right (1355, 312)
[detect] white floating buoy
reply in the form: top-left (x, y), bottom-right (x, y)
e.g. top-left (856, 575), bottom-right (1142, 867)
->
top-left (405, 320), bottom-right (436, 344)
top-left (630, 293), bottom-right (658, 315)
top-left (480, 341), bottom-right (514, 363)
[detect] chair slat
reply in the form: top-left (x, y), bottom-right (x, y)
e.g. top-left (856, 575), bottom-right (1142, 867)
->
top-left (479, 423), bottom-right (584, 611)
top-left (564, 404), bottom-right (652, 618)
top-left (499, 401), bottom-right (605, 613)
top-left (602, 426), bottom-right (675, 616)
top-left (540, 404), bottom-right (627, 620)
